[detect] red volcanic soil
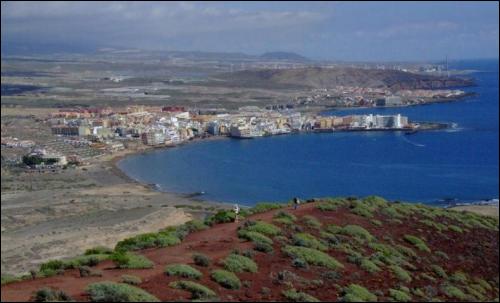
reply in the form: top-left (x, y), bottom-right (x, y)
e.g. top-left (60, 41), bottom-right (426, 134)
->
top-left (2, 201), bottom-right (499, 302)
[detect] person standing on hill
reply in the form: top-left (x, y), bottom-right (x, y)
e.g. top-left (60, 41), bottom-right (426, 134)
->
top-left (233, 204), bottom-right (240, 223)
top-left (293, 197), bottom-right (301, 210)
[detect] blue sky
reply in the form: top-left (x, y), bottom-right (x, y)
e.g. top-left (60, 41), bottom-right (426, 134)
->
top-left (1, 1), bottom-right (498, 61)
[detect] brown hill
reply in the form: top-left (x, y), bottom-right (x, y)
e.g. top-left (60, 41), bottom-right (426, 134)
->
top-left (214, 67), bottom-right (475, 90)
top-left (1, 197), bottom-right (498, 302)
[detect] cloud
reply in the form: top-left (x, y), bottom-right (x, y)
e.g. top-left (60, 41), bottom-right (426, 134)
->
top-left (376, 21), bottom-right (460, 38)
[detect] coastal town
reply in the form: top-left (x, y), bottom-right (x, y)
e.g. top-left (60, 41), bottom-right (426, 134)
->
top-left (2, 102), bottom-right (433, 170)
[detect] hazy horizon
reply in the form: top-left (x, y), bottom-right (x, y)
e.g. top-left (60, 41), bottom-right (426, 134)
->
top-left (2, 1), bottom-right (499, 62)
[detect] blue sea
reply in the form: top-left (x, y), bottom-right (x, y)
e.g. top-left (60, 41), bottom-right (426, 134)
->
top-left (118, 60), bottom-right (499, 206)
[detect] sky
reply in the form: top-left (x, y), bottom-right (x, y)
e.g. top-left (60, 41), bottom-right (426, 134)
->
top-left (1, 1), bottom-right (499, 61)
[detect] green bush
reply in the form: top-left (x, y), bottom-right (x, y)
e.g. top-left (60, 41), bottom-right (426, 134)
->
top-left (273, 211), bottom-right (297, 224)
top-left (282, 245), bottom-right (344, 270)
top-left (282, 289), bottom-right (320, 302)
top-left (450, 271), bottom-right (468, 283)
top-left (33, 288), bottom-right (73, 302)
top-left (342, 284), bottom-right (378, 302)
top-left (183, 219), bottom-right (209, 233)
top-left (316, 202), bottom-right (338, 211)
top-left (254, 241), bottom-right (274, 253)
top-left (403, 235), bottom-right (431, 253)
top-left (84, 246), bottom-right (113, 255)
top-left (389, 288), bottom-right (412, 302)
top-left (121, 275), bottom-right (142, 285)
top-left (204, 210), bottom-right (236, 226)
top-left (340, 225), bottom-right (376, 242)
top-left (243, 221), bottom-right (281, 236)
top-left (211, 270), bottom-right (241, 290)
top-left (371, 219), bottom-right (383, 226)
top-left (169, 280), bottom-right (217, 300)
top-left (238, 230), bottom-right (273, 246)
top-left (86, 281), bottom-right (159, 302)
top-left (250, 202), bottom-right (283, 214)
top-left (381, 207), bottom-right (404, 219)
top-left (1, 274), bottom-right (21, 285)
top-left (292, 258), bottom-right (308, 269)
top-left (292, 233), bottom-right (328, 251)
top-left (359, 258), bottom-right (381, 273)
top-left (302, 215), bottom-right (322, 229)
top-left (441, 284), bottom-right (467, 300)
top-left (222, 254), bottom-right (258, 273)
top-left (390, 265), bottom-right (412, 283)
top-left (39, 260), bottom-right (65, 274)
top-left (395, 245), bottom-right (417, 258)
top-left (64, 254), bottom-right (109, 269)
top-left (434, 251), bottom-right (449, 260)
top-left (165, 264), bottom-right (202, 279)
top-left (110, 251), bottom-right (154, 269)
top-left (430, 265), bottom-right (448, 278)
top-left (115, 231), bottom-right (180, 251)
top-left (193, 253), bottom-right (211, 267)
top-left (448, 225), bottom-right (463, 233)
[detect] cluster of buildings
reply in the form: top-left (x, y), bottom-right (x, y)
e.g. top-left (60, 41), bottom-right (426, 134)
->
top-left (5, 105), bottom-right (415, 169)
top-left (295, 86), bottom-right (466, 108)
top-left (46, 105), bottom-right (412, 146)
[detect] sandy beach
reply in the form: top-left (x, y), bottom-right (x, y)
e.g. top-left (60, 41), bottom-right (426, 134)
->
top-left (0, 145), bottom-right (229, 276)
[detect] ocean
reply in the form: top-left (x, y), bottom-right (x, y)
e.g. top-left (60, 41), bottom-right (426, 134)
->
top-left (117, 60), bottom-right (499, 207)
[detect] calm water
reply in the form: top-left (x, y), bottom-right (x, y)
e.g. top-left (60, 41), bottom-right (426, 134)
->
top-left (118, 60), bottom-right (499, 206)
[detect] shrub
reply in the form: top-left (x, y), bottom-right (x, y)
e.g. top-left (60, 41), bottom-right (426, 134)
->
top-left (292, 258), bottom-right (309, 269)
top-left (84, 246), bottom-right (113, 255)
top-left (403, 235), bottom-right (431, 253)
top-left (302, 215), bottom-right (322, 229)
top-left (473, 278), bottom-right (492, 291)
top-left (115, 231), bottom-right (180, 251)
top-left (33, 288), bottom-right (73, 302)
top-left (441, 284), bottom-right (467, 300)
top-left (282, 245), bottom-right (343, 270)
top-left (165, 264), bottom-right (202, 279)
top-left (448, 225), bottom-right (464, 233)
top-left (434, 251), bottom-right (449, 260)
top-left (395, 245), bottom-right (417, 258)
top-left (390, 265), bottom-right (412, 283)
top-left (316, 202), bottom-right (338, 211)
top-left (238, 230), bottom-right (273, 246)
top-left (243, 221), bottom-right (281, 236)
top-left (381, 207), bottom-right (404, 219)
top-left (222, 254), bottom-right (258, 273)
top-left (169, 280), bottom-right (216, 300)
top-left (341, 225), bottom-right (376, 242)
top-left (39, 260), bottom-right (65, 276)
top-left (321, 271), bottom-right (342, 281)
top-left (450, 271), bottom-right (468, 284)
top-left (371, 219), bottom-right (383, 226)
top-left (273, 211), bottom-right (297, 225)
top-left (121, 275), bottom-right (142, 285)
top-left (64, 254), bottom-right (109, 269)
top-left (351, 204), bottom-right (374, 218)
top-left (1, 274), bottom-right (20, 285)
top-left (86, 282), bottom-right (159, 302)
top-left (342, 284), bottom-right (378, 302)
top-left (389, 288), bottom-right (412, 302)
top-left (292, 233), bottom-right (328, 251)
top-left (254, 241), bottom-right (274, 253)
top-left (211, 270), bottom-right (241, 290)
top-left (282, 289), bottom-right (320, 302)
top-left (250, 202), bottom-right (283, 214)
top-left (419, 273), bottom-right (436, 282)
top-left (193, 253), bottom-right (211, 267)
top-left (183, 219), bottom-right (209, 233)
top-left (110, 251), bottom-right (154, 269)
top-left (359, 258), bottom-right (381, 273)
top-left (430, 265), bottom-right (448, 279)
top-left (204, 210), bottom-right (236, 226)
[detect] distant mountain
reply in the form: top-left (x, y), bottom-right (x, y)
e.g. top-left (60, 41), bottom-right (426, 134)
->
top-left (216, 67), bottom-right (474, 90)
top-left (260, 52), bottom-right (310, 62)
